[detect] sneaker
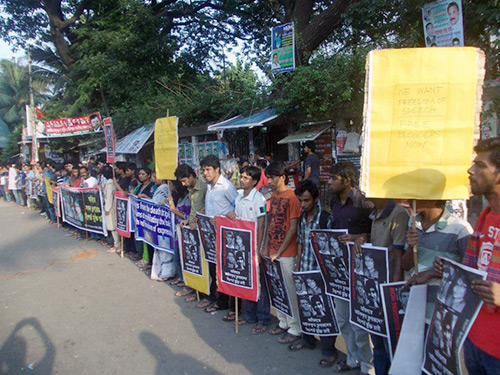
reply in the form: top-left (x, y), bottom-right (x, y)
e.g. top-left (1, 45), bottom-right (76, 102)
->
top-left (40, 212), bottom-right (47, 216)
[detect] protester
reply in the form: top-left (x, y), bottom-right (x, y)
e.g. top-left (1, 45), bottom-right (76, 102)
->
top-left (102, 166), bottom-right (120, 253)
top-left (302, 141), bottom-right (320, 187)
top-left (288, 179), bottom-right (337, 364)
top-left (433, 137), bottom-right (500, 374)
top-left (174, 163), bottom-right (207, 300)
top-left (125, 163), bottom-right (139, 194)
top-left (200, 154), bottom-right (238, 313)
top-left (327, 161), bottom-right (373, 373)
top-left (225, 166), bottom-right (268, 331)
top-left (262, 161), bottom-right (302, 344)
top-left (354, 198), bottom-right (409, 375)
top-left (80, 166), bottom-right (98, 188)
top-left (113, 161), bottom-right (130, 192)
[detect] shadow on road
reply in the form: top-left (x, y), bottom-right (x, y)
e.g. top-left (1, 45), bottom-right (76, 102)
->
top-left (0, 318), bottom-right (55, 375)
top-left (140, 331), bottom-right (221, 375)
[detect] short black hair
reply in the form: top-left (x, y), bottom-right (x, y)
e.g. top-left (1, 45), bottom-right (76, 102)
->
top-left (256, 159), bottom-right (268, 169)
top-left (474, 137), bottom-right (500, 169)
top-left (330, 161), bottom-right (359, 188)
top-left (126, 163), bottom-right (137, 171)
top-left (295, 179), bottom-right (319, 199)
top-left (240, 166), bottom-right (261, 183)
top-left (265, 161), bottom-right (287, 178)
top-left (115, 161), bottom-right (127, 171)
top-left (447, 1), bottom-right (458, 12)
top-left (80, 166), bottom-right (89, 172)
top-left (45, 158), bottom-right (54, 168)
top-left (54, 163), bottom-right (65, 172)
top-left (175, 164), bottom-right (196, 179)
top-left (303, 141), bottom-right (316, 152)
top-left (102, 165), bottom-right (113, 179)
top-left (200, 155), bottom-right (220, 169)
top-left (139, 167), bottom-right (152, 176)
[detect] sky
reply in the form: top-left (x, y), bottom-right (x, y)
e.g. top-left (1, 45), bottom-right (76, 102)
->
top-left (0, 39), bottom-right (25, 62)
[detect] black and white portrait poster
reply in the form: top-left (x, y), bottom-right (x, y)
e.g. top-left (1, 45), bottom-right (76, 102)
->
top-left (380, 281), bottom-right (411, 359)
top-left (349, 243), bottom-right (389, 336)
top-left (197, 213), bottom-right (216, 264)
top-left (423, 258), bottom-right (486, 375)
top-left (180, 227), bottom-right (204, 276)
top-left (263, 259), bottom-right (293, 318)
top-left (216, 217), bottom-right (259, 301)
top-left (311, 229), bottom-right (349, 300)
top-left (293, 271), bottom-right (340, 336)
top-left (115, 191), bottom-right (130, 238)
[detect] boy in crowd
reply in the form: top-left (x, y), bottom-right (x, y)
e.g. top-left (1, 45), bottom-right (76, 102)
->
top-left (327, 161), bottom-right (373, 373)
top-left (200, 155), bottom-right (238, 313)
top-left (434, 137), bottom-right (500, 374)
top-left (225, 166), bottom-right (269, 331)
top-left (288, 179), bottom-right (336, 367)
top-left (262, 162), bottom-right (302, 344)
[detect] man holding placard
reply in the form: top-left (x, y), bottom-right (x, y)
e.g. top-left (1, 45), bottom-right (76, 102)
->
top-left (434, 138), bottom-right (500, 374)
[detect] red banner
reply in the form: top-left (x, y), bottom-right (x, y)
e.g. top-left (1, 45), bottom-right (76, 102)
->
top-left (52, 186), bottom-right (60, 218)
top-left (216, 216), bottom-right (259, 302)
top-left (315, 130), bottom-right (333, 183)
top-left (36, 112), bottom-right (102, 138)
top-left (103, 117), bottom-right (116, 163)
top-left (115, 191), bottom-right (130, 238)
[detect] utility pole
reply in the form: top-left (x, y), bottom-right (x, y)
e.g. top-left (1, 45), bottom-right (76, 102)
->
top-left (27, 49), bottom-right (38, 162)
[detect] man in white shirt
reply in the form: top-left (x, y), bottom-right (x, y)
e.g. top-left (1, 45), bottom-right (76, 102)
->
top-left (201, 155), bottom-right (238, 313)
top-left (226, 166), bottom-right (269, 331)
top-left (80, 166), bottom-right (98, 188)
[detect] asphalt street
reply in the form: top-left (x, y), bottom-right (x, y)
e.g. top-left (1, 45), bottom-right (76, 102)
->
top-left (0, 200), bottom-right (352, 375)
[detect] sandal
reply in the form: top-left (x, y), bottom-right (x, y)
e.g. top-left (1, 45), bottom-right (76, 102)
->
top-left (288, 340), bottom-right (314, 352)
top-left (277, 332), bottom-right (301, 344)
top-left (205, 303), bottom-right (227, 313)
top-left (252, 324), bottom-right (269, 335)
top-left (318, 352), bottom-right (339, 368)
top-left (170, 279), bottom-right (184, 286)
top-left (332, 359), bottom-right (360, 372)
top-left (196, 300), bottom-right (213, 309)
top-left (175, 288), bottom-right (194, 297)
top-left (269, 326), bottom-right (287, 336)
top-left (185, 295), bottom-right (197, 303)
top-left (222, 312), bottom-right (236, 322)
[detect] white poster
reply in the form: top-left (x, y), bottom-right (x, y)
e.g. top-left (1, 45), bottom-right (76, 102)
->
top-left (422, 0), bottom-right (464, 47)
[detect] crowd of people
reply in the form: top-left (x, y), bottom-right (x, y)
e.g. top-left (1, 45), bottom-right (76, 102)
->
top-left (3, 137), bottom-right (500, 375)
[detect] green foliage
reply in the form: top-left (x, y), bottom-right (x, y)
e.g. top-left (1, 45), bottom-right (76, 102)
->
top-left (1, 124), bottom-right (22, 162)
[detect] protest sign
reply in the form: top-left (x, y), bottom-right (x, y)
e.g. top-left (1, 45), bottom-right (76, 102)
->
top-left (103, 117), bottom-right (116, 164)
top-left (380, 282), bottom-right (411, 360)
top-left (293, 271), bottom-right (340, 336)
top-left (44, 177), bottom-right (53, 204)
top-left (349, 243), bottom-right (389, 336)
top-left (135, 198), bottom-right (175, 253)
top-left (360, 47), bottom-right (485, 199)
top-left (197, 214), bottom-right (216, 263)
top-left (52, 186), bottom-right (60, 218)
top-left (36, 112), bottom-right (102, 138)
top-left (390, 285), bottom-right (427, 375)
top-left (263, 259), bottom-right (293, 318)
top-left (129, 195), bottom-right (137, 233)
top-left (177, 226), bottom-right (209, 295)
top-left (423, 259), bottom-right (486, 375)
top-left (270, 22), bottom-right (295, 74)
top-left (115, 191), bottom-right (131, 238)
top-left (154, 116), bottom-right (178, 180)
top-left (60, 186), bottom-right (107, 235)
top-left (422, 0), bottom-right (464, 47)
top-left (311, 229), bottom-right (349, 300)
top-left (216, 217), bottom-right (259, 302)
top-left (151, 249), bottom-right (175, 281)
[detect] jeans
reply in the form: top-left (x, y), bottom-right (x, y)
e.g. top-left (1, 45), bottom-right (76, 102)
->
top-left (372, 334), bottom-right (389, 375)
top-left (464, 338), bottom-right (500, 375)
top-left (43, 195), bottom-right (56, 222)
top-left (275, 256), bottom-right (301, 337)
top-left (244, 265), bottom-right (271, 325)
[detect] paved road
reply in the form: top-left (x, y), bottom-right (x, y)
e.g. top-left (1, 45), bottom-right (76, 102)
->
top-left (0, 200), bottom-right (351, 375)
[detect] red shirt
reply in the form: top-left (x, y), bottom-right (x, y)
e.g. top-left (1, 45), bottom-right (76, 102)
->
top-left (267, 188), bottom-right (301, 257)
top-left (464, 208), bottom-right (500, 358)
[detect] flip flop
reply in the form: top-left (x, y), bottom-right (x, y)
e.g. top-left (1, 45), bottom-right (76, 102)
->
top-left (288, 340), bottom-right (315, 352)
top-left (269, 326), bottom-right (287, 336)
top-left (196, 299), bottom-right (213, 309)
top-left (205, 303), bottom-right (227, 313)
top-left (318, 352), bottom-right (339, 368)
top-left (222, 312), bottom-right (236, 322)
top-left (252, 324), bottom-right (269, 335)
top-left (332, 359), bottom-right (360, 372)
top-left (185, 295), bottom-right (197, 303)
top-left (277, 332), bottom-right (301, 344)
top-left (175, 288), bottom-right (194, 297)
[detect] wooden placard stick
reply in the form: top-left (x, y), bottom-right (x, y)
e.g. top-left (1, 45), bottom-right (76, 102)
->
top-left (235, 297), bottom-right (239, 334)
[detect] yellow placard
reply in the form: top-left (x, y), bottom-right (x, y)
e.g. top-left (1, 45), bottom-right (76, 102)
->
top-left (44, 177), bottom-right (53, 204)
top-left (177, 226), bottom-right (210, 295)
top-left (154, 116), bottom-right (178, 180)
top-left (361, 47), bottom-right (485, 199)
